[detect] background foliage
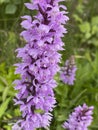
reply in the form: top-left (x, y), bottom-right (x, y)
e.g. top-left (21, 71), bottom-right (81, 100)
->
top-left (0, 0), bottom-right (98, 129)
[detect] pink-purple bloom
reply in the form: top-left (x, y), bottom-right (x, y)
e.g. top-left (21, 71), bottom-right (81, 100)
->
top-left (63, 104), bottom-right (94, 130)
top-left (60, 56), bottom-right (77, 85)
top-left (13, 0), bottom-right (69, 130)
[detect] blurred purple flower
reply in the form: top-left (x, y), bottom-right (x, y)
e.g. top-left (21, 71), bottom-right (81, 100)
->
top-left (13, 0), bottom-right (69, 130)
top-left (60, 56), bottom-right (77, 85)
top-left (63, 103), bottom-right (94, 130)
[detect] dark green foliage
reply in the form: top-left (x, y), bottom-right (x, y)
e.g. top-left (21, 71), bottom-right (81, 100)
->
top-left (0, 0), bottom-right (98, 129)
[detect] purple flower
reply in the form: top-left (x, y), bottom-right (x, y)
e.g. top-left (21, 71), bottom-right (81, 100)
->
top-left (60, 56), bottom-right (77, 85)
top-left (13, 0), bottom-right (69, 130)
top-left (63, 103), bottom-right (94, 130)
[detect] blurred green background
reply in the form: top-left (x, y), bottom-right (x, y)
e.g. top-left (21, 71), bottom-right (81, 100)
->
top-left (0, 0), bottom-right (98, 129)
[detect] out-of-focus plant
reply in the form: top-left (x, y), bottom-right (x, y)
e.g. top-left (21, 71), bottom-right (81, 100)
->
top-left (0, 0), bottom-right (28, 67)
top-left (50, 0), bottom-right (98, 130)
top-left (0, 63), bottom-right (20, 130)
top-left (0, 0), bottom-right (23, 14)
top-left (50, 50), bottom-right (98, 130)
top-left (72, 0), bottom-right (98, 50)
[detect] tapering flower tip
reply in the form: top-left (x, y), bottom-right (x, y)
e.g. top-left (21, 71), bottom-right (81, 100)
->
top-left (60, 56), bottom-right (77, 85)
top-left (63, 103), bottom-right (94, 130)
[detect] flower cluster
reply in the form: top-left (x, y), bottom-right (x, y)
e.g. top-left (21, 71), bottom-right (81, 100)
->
top-left (63, 104), bottom-right (94, 130)
top-left (60, 55), bottom-right (77, 85)
top-left (13, 0), bottom-right (69, 130)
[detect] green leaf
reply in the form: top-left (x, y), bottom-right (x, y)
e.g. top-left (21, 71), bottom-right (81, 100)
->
top-left (5, 4), bottom-right (17, 14)
top-left (0, 0), bottom-right (10, 4)
top-left (85, 51), bottom-right (92, 62)
top-left (93, 51), bottom-right (98, 73)
top-left (91, 16), bottom-right (98, 26)
top-left (90, 125), bottom-right (98, 129)
top-left (76, 4), bottom-right (84, 14)
top-left (0, 0), bottom-right (5, 4)
top-left (85, 32), bottom-right (91, 39)
top-left (92, 25), bottom-right (98, 34)
top-left (2, 87), bottom-right (9, 101)
top-left (70, 89), bottom-right (87, 107)
top-left (0, 98), bottom-right (10, 118)
top-left (3, 125), bottom-right (11, 130)
top-left (57, 115), bottom-right (66, 121)
top-left (0, 76), bottom-right (8, 86)
top-left (0, 63), bottom-right (6, 74)
top-left (91, 16), bottom-right (98, 35)
top-left (73, 14), bottom-right (82, 23)
top-left (79, 22), bottom-right (91, 33)
top-left (0, 85), bottom-right (4, 92)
